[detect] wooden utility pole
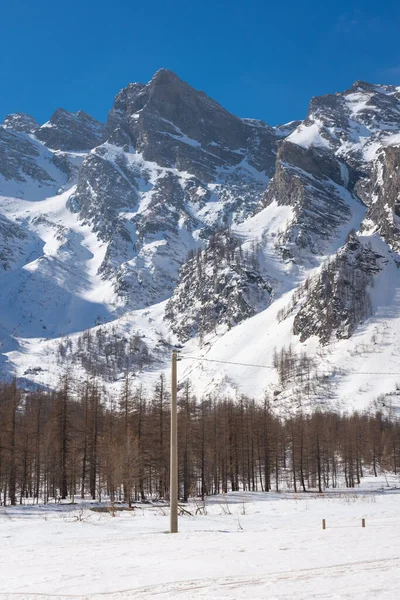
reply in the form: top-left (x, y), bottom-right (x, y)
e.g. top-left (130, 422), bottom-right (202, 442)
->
top-left (170, 351), bottom-right (178, 533)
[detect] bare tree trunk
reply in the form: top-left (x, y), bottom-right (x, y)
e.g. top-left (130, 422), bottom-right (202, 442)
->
top-left (8, 380), bottom-right (18, 506)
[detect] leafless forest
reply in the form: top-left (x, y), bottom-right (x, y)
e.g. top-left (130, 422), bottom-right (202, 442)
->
top-left (1, 376), bottom-right (399, 506)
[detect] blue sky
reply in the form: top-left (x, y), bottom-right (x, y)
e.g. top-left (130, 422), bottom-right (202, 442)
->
top-left (1, 0), bottom-right (399, 126)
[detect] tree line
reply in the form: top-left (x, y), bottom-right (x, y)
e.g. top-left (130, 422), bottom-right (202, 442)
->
top-left (0, 376), bottom-right (399, 506)
top-left (56, 327), bottom-right (154, 381)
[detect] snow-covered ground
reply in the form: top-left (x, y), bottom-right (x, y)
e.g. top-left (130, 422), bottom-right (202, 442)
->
top-left (2, 476), bottom-right (400, 599)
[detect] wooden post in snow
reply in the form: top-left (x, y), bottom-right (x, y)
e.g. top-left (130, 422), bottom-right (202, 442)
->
top-left (170, 351), bottom-right (178, 534)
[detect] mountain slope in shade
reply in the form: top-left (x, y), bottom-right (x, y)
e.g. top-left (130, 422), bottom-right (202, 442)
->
top-left (0, 73), bottom-right (400, 414)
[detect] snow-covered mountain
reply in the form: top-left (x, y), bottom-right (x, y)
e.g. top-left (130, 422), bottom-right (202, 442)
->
top-left (1, 72), bottom-right (400, 412)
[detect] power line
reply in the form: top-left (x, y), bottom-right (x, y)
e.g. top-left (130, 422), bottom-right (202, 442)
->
top-left (181, 356), bottom-right (275, 369)
top-left (180, 355), bottom-right (400, 376)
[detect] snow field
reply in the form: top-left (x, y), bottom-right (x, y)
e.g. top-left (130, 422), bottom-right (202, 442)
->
top-left (1, 477), bottom-right (400, 599)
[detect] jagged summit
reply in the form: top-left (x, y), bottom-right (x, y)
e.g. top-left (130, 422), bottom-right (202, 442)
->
top-left (347, 80), bottom-right (381, 93)
top-left (147, 68), bottom-right (225, 111)
top-left (262, 76), bottom-right (400, 262)
top-left (347, 80), bottom-right (400, 94)
top-left (1, 113), bottom-right (39, 133)
top-left (105, 69), bottom-right (278, 179)
top-left (150, 67), bottom-right (188, 85)
top-left (107, 67), bottom-right (244, 139)
top-left (35, 108), bottom-right (104, 151)
top-left (69, 70), bottom-right (279, 309)
top-left (306, 80), bottom-right (400, 121)
top-left (121, 68), bottom-right (217, 105)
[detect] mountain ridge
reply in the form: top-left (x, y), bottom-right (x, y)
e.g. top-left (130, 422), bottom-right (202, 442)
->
top-left (0, 71), bottom-right (400, 413)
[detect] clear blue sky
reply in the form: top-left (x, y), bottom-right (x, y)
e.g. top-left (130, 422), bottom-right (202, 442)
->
top-left (1, 0), bottom-right (399, 126)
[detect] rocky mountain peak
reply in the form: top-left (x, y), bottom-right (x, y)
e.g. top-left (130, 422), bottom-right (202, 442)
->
top-left (1, 113), bottom-right (39, 133)
top-left (287, 79), bottom-right (400, 173)
top-left (105, 69), bottom-right (279, 180)
top-left (107, 68), bottom-right (241, 143)
top-left (107, 69), bottom-right (198, 123)
top-left (348, 80), bottom-right (380, 93)
top-left (150, 67), bottom-right (185, 86)
top-left (305, 81), bottom-right (400, 128)
top-left (35, 108), bottom-right (104, 151)
top-left (306, 92), bottom-right (344, 123)
top-left (346, 80), bottom-right (400, 96)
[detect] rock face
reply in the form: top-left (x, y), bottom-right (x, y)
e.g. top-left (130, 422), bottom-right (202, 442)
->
top-left (361, 145), bottom-right (400, 250)
top-left (262, 82), bottom-right (400, 259)
top-left (35, 109), bottom-right (104, 151)
top-left (263, 141), bottom-right (357, 256)
top-left (0, 214), bottom-right (35, 272)
top-left (299, 81), bottom-right (400, 164)
top-left (0, 127), bottom-right (60, 194)
top-left (104, 69), bottom-right (278, 180)
top-left (1, 113), bottom-right (39, 133)
top-left (291, 235), bottom-right (384, 344)
top-left (165, 230), bottom-right (272, 341)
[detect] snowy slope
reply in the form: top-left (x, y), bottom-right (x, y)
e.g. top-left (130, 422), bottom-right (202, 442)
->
top-left (1, 74), bottom-right (400, 414)
top-left (178, 237), bottom-right (400, 412)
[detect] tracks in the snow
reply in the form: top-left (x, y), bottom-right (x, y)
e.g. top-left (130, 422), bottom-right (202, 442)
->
top-left (2, 555), bottom-right (400, 599)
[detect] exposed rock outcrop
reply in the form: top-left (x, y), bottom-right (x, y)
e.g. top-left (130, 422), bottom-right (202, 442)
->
top-left (1, 113), bottom-right (39, 133)
top-left (292, 235), bottom-right (384, 344)
top-left (165, 230), bottom-right (272, 341)
top-left (35, 108), bottom-right (104, 151)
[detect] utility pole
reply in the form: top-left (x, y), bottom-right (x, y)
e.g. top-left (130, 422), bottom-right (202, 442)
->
top-left (170, 350), bottom-right (178, 533)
